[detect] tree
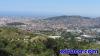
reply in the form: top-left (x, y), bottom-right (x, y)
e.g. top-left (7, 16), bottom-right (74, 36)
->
top-left (61, 31), bottom-right (94, 56)
top-left (44, 38), bottom-right (59, 56)
top-left (0, 49), bottom-right (12, 56)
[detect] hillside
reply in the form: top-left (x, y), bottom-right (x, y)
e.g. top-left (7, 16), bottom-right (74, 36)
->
top-left (3, 15), bottom-right (100, 30)
top-left (43, 15), bottom-right (99, 29)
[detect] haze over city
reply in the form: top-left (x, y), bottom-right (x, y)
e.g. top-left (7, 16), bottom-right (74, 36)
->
top-left (0, 0), bottom-right (100, 17)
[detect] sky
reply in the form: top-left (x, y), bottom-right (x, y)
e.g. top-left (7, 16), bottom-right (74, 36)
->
top-left (0, 0), bottom-right (100, 17)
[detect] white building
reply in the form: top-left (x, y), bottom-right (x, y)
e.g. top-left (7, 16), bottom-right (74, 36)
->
top-left (48, 36), bottom-right (61, 39)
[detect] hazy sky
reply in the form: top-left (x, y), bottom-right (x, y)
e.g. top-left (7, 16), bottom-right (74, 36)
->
top-left (0, 0), bottom-right (100, 17)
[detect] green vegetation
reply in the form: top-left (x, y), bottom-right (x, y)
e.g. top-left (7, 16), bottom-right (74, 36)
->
top-left (0, 27), bottom-right (100, 56)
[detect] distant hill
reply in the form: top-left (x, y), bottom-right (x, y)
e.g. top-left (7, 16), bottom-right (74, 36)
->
top-left (45, 15), bottom-right (91, 20)
top-left (6, 22), bottom-right (25, 26)
top-left (4, 15), bottom-right (100, 30)
top-left (43, 15), bottom-right (99, 28)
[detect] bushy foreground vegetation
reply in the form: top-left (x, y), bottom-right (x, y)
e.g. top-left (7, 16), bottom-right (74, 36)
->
top-left (0, 27), bottom-right (100, 56)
